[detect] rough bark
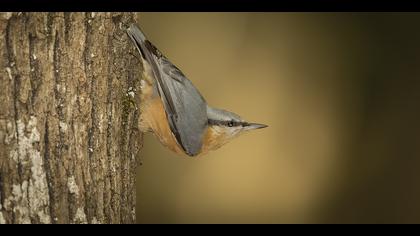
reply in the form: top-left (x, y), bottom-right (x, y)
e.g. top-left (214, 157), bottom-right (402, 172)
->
top-left (0, 12), bottom-right (143, 224)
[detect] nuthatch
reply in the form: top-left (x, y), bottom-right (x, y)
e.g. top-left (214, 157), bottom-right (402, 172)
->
top-left (126, 24), bottom-right (267, 157)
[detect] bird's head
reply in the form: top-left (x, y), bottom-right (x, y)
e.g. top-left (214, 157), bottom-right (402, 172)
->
top-left (202, 106), bottom-right (267, 153)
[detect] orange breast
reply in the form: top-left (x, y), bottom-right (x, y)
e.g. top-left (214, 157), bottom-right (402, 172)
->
top-left (141, 96), bottom-right (186, 156)
top-left (200, 125), bottom-right (228, 156)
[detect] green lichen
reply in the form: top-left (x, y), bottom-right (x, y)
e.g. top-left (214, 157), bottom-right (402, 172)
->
top-left (121, 93), bottom-right (136, 128)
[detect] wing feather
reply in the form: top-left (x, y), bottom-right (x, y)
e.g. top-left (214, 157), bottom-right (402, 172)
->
top-left (127, 24), bottom-right (208, 156)
top-left (157, 57), bottom-right (208, 156)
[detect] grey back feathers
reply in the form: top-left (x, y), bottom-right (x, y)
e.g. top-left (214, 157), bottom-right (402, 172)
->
top-left (127, 24), bottom-right (208, 156)
top-left (207, 107), bottom-right (242, 122)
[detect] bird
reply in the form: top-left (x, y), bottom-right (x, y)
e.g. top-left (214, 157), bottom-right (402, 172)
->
top-left (126, 23), bottom-right (267, 157)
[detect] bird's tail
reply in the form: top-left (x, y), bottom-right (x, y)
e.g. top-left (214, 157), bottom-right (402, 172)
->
top-left (127, 23), bottom-right (147, 43)
top-left (126, 24), bottom-right (151, 62)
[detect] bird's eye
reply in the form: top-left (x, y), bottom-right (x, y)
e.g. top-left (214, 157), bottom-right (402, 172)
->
top-left (227, 121), bottom-right (234, 127)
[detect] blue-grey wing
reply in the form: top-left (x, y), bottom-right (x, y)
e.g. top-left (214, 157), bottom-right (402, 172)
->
top-left (127, 24), bottom-right (208, 156)
top-left (157, 57), bottom-right (208, 156)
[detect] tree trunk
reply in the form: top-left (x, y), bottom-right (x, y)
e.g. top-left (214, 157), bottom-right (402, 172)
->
top-left (0, 12), bottom-right (143, 224)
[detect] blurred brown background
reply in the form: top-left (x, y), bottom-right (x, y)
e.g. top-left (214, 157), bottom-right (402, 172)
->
top-left (135, 13), bottom-right (420, 223)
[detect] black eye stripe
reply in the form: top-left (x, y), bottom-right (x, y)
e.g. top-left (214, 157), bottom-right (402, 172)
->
top-left (208, 119), bottom-right (218, 125)
top-left (208, 119), bottom-right (241, 127)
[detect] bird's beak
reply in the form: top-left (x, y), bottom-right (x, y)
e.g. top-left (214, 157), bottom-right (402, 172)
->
top-left (243, 122), bottom-right (268, 131)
